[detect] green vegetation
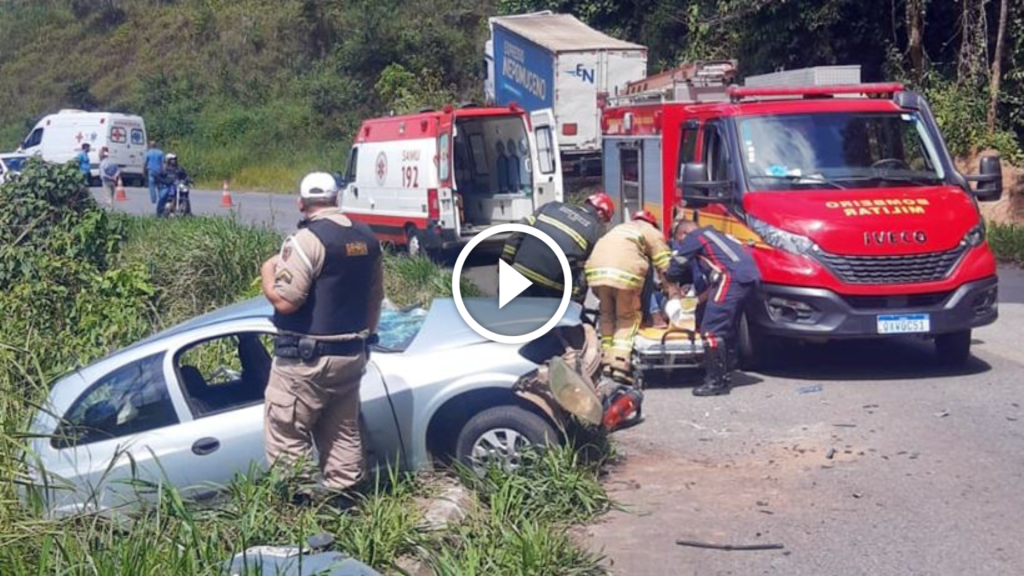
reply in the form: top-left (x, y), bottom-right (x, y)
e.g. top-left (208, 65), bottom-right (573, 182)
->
top-left (988, 222), bottom-right (1024, 265)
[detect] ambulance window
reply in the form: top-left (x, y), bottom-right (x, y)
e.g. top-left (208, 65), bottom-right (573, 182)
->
top-left (345, 148), bottom-right (358, 182)
top-left (24, 128), bottom-right (43, 148)
top-left (536, 126), bottom-right (555, 174)
top-left (438, 134), bottom-right (451, 181)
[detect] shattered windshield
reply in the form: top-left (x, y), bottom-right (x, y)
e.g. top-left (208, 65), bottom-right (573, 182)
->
top-left (375, 304), bottom-right (429, 351)
top-left (737, 112), bottom-right (946, 191)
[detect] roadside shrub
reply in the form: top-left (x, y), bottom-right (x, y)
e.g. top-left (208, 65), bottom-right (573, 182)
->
top-left (383, 252), bottom-right (481, 307)
top-left (988, 222), bottom-right (1024, 264)
top-left (923, 78), bottom-right (1024, 166)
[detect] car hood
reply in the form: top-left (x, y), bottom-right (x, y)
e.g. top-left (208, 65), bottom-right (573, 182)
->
top-left (404, 298), bottom-right (582, 354)
top-left (744, 186), bottom-right (979, 256)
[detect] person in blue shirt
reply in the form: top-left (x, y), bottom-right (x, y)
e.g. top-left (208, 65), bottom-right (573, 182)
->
top-left (667, 220), bottom-right (760, 396)
top-left (155, 153), bottom-right (189, 217)
top-left (144, 140), bottom-right (165, 205)
top-left (76, 143), bottom-right (92, 182)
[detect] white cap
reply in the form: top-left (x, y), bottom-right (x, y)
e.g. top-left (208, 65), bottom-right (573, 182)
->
top-left (300, 171), bottom-right (339, 200)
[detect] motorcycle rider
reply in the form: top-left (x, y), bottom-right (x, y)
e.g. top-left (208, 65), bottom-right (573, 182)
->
top-left (155, 153), bottom-right (190, 217)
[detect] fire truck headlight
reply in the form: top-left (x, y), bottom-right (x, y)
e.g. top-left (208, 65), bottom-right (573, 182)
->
top-left (961, 223), bottom-right (985, 247)
top-left (748, 216), bottom-right (816, 255)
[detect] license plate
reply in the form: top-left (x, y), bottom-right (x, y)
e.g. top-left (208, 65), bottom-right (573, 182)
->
top-left (876, 313), bottom-right (930, 334)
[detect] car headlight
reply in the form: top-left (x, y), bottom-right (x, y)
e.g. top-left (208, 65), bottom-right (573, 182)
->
top-left (747, 215), bottom-right (816, 255)
top-left (961, 222), bottom-right (985, 247)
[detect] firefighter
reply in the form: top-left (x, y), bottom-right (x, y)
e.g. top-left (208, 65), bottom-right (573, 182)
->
top-left (259, 172), bottom-right (384, 504)
top-left (585, 210), bottom-right (672, 384)
top-left (667, 220), bottom-right (760, 396)
top-left (500, 192), bottom-right (615, 302)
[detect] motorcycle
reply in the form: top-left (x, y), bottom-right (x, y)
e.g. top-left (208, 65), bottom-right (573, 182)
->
top-left (164, 179), bottom-right (192, 217)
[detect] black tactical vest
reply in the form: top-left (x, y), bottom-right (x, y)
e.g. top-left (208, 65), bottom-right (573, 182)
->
top-left (272, 218), bottom-right (381, 336)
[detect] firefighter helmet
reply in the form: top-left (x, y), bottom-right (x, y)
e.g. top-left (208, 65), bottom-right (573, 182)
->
top-left (585, 192), bottom-right (614, 222)
top-left (632, 209), bottom-right (658, 227)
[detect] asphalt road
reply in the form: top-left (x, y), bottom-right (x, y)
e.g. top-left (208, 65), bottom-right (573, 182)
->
top-left (584, 265), bottom-right (1024, 576)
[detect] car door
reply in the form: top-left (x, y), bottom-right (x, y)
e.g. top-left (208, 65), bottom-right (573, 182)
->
top-left (529, 109), bottom-right (564, 208)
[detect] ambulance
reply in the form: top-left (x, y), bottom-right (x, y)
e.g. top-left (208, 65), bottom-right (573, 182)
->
top-left (600, 63), bottom-right (1004, 367)
top-left (18, 110), bottom-right (148, 185)
top-left (339, 103), bottom-right (563, 254)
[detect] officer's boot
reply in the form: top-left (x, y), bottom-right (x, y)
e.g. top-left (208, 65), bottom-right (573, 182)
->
top-left (693, 343), bottom-right (731, 396)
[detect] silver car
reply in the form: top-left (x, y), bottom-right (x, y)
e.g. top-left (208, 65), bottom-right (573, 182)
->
top-left (23, 297), bottom-right (584, 517)
top-left (0, 153), bottom-right (28, 184)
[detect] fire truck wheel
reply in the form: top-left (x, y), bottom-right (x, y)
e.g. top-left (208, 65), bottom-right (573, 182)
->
top-left (935, 330), bottom-right (972, 366)
top-left (455, 406), bottom-right (561, 475)
top-left (737, 313), bottom-right (777, 371)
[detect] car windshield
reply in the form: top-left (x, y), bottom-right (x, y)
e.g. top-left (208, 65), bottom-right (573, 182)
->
top-left (376, 305), bottom-right (428, 351)
top-left (737, 111), bottom-right (946, 191)
top-left (3, 156), bottom-right (28, 171)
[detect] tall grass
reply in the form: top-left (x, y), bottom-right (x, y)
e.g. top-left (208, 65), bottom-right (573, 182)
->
top-left (988, 221), bottom-right (1024, 264)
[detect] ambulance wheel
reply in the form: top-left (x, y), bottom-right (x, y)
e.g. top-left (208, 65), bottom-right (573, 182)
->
top-left (455, 406), bottom-right (560, 476)
top-left (737, 314), bottom-right (776, 371)
top-left (935, 330), bottom-right (972, 366)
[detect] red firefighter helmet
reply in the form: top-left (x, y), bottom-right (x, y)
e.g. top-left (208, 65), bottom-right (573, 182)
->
top-left (585, 192), bottom-right (614, 222)
top-left (632, 209), bottom-right (658, 228)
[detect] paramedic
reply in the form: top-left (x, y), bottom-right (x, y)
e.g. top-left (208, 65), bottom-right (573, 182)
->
top-left (585, 210), bottom-right (672, 384)
top-left (76, 143), bottom-right (91, 182)
top-left (501, 192), bottom-right (615, 302)
top-left (144, 141), bottom-right (165, 205)
top-left (260, 172), bottom-right (384, 502)
top-left (667, 220), bottom-right (760, 397)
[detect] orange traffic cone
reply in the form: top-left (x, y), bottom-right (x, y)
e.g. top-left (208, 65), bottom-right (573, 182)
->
top-left (220, 180), bottom-right (234, 208)
top-left (114, 177), bottom-right (128, 201)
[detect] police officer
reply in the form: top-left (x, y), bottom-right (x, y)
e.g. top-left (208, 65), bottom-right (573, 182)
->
top-left (667, 220), bottom-right (760, 396)
top-left (501, 192), bottom-right (614, 302)
top-left (585, 210), bottom-right (672, 385)
top-left (260, 172), bottom-right (384, 499)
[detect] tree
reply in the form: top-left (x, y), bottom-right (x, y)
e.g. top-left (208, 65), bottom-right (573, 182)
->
top-left (906, 0), bottom-right (926, 82)
top-left (988, 0), bottom-right (1009, 133)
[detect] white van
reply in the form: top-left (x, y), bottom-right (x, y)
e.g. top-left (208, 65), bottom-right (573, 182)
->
top-left (19, 110), bottom-right (148, 185)
top-left (339, 103), bottom-right (564, 254)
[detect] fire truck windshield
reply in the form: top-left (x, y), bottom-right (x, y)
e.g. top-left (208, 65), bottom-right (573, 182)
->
top-left (736, 111), bottom-right (946, 191)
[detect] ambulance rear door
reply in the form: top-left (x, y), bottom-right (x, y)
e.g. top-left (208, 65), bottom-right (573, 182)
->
top-left (528, 109), bottom-right (564, 209)
top-left (437, 112), bottom-right (461, 238)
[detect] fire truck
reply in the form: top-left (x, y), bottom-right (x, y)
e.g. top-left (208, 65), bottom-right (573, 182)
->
top-left (600, 62), bottom-right (1004, 367)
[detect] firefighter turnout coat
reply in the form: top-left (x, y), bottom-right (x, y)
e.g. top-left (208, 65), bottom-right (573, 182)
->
top-left (585, 220), bottom-right (672, 290)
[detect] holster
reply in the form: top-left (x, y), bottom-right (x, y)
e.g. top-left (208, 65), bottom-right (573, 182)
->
top-left (274, 334), bottom-right (366, 361)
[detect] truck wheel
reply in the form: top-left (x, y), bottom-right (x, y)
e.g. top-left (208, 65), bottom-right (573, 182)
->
top-left (935, 330), bottom-right (972, 366)
top-left (455, 406), bottom-right (560, 476)
top-left (737, 313), bottom-right (776, 371)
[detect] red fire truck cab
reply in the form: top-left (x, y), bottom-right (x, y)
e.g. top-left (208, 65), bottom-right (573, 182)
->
top-left (600, 65), bottom-right (1004, 367)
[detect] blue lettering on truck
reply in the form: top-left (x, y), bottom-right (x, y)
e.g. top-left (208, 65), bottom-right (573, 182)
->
top-left (493, 27), bottom-right (554, 111)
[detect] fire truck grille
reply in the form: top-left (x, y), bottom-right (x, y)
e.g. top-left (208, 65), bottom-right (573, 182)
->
top-left (815, 245), bottom-right (967, 285)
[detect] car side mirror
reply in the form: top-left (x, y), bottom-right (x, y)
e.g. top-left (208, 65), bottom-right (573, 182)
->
top-left (965, 155), bottom-right (1003, 202)
top-left (677, 162), bottom-right (730, 206)
top-left (333, 172), bottom-right (347, 189)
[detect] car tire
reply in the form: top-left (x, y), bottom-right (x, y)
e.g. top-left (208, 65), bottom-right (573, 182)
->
top-left (455, 406), bottom-right (560, 474)
top-left (737, 313), bottom-right (777, 371)
top-left (935, 329), bottom-right (972, 366)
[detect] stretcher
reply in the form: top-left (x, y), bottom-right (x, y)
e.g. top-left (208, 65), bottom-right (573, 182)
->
top-left (631, 321), bottom-right (705, 389)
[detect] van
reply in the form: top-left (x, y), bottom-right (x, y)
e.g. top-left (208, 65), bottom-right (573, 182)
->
top-left (339, 103), bottom-right (564, 254)
top-left (19, 110), bottom-right (148, 185)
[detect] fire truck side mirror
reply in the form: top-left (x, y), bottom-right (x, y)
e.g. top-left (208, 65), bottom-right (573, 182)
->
top-left (965, 155), bottom-right (1003, 202)
top-left (678, 162), bottom-right (728, 205)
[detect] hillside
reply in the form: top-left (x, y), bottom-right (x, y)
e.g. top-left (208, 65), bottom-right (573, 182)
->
top-left (1, 0), bottom-right (1021, 191)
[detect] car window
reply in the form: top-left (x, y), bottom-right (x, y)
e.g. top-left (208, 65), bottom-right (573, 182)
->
top-left (23, 128), bottom-right (43, 149)
top-left (702, 121), bottom-right (730, 181)
top-left (175, 333), bottom-right (273, 417)
top-left (53, 353), bottom-right (177, 448)
top-left (345, 147), bottom-right (359, 183)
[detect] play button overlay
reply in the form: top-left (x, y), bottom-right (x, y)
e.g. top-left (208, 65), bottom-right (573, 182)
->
top-left (452, 223), bottom-right (572, 344)
top-left (497, 259), bottom-right (533, 308)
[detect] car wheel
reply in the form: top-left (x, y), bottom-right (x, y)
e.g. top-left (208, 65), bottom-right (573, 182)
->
top-left (455, 406), bottom-right (560, 475)
top-left (737, 313), bottom-right (777, 371)
top-left (935, 330), bottom-right (972, 366)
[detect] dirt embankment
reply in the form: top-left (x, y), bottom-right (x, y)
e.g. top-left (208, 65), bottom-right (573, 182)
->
top-left (956, 150), bottom-right (1024, 224)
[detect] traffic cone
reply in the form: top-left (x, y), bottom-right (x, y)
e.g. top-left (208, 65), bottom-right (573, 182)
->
top-left (114, 177), bottom-right (128, 201)
top-left (220, 180), bottom-right (234, 208)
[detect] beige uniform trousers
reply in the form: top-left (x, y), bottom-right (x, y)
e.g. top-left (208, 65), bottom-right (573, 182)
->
top-left (264, 352), bottom-right (365, 490)
top-left (594, 285), bottom-right (641, 376)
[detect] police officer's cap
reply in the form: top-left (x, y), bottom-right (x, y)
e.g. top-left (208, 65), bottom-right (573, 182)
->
top-left (300, 172), bottom-right (339, 200)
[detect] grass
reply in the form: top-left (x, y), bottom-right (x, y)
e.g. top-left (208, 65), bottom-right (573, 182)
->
top-left (988, 221), bottom-right (1024, 265)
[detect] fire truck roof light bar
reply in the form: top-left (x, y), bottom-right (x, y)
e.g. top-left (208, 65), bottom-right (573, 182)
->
top-left (728, 83), bottom-right (905, 101)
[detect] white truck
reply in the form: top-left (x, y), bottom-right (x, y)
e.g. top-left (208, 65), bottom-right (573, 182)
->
top-left (18, 110), bottom-right (149, 185)
top-left (485, 11), bottom-right (648, 176)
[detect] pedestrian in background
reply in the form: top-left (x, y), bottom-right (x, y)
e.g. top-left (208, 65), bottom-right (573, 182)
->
top-left (76, 143), bottom-right (91, 183)
top-left (98, 147), bottom-right (121, 207)
top-left (144, 140), bottom-right (164, 205)
top-left (260, 172), bottom-right (384, 506)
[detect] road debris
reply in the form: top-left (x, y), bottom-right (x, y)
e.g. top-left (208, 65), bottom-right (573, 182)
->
top-left (676, 539), bottom-right (785, 551)
top-left (796, 384), bottom-right (823, 395)
top-left (852, 492), bottom-right (863, 499)
top-left (935, 410), bottom-right (950, 418)
top-left (833, 423), bottom-right (857, 428)
top-left (826, 448), bottom-right (837, 460)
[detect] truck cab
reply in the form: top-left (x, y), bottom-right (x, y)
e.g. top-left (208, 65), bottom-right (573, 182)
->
top-left (339, 103), bottom-right (563, 255)
top-left (601, 76), bottom-right (1003, 366)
